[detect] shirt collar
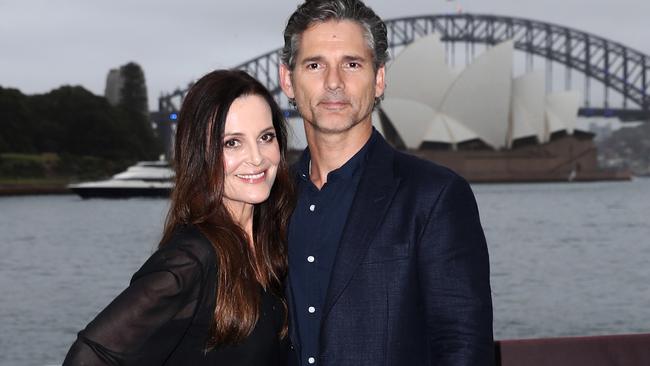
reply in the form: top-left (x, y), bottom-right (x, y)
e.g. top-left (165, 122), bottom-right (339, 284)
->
top-left (297, 128), bottom-right (378, 183)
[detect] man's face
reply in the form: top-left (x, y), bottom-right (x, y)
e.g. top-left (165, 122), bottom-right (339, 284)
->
top-left (280, 20), bottom-right (385, 135)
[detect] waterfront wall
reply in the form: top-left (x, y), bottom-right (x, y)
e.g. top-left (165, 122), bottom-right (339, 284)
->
top-left (414, 134), bottom-right (631, 182)
top-left (496, 333), bottom-right (650, 365)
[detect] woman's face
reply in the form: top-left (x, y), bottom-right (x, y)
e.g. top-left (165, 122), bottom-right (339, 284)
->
top-left (221, 94), bottom-right (281, 214)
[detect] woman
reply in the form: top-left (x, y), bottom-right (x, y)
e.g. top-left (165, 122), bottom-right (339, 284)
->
top-left (64, 70), bottom-right (294, 365)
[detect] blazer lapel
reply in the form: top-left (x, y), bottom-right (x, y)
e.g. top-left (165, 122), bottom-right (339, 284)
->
top-left (322, 136), bottom-right (401, 319)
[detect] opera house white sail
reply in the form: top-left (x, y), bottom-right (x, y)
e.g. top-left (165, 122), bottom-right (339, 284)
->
top-left (547, 91), bottom-right (581, 137)
top-left (510, 71), bottom-right (545, 146)
top-left (381, 33), bottom-right (583, 151)
top-left (385, 33), bottom-right (456, 108)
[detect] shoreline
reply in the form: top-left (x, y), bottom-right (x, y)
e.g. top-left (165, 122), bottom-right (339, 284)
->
top-left (0, 183), bottom-right (71, 196)
top-left (2, 176), bottom-right (647, 197)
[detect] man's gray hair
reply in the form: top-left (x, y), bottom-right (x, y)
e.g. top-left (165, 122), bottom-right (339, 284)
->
top-left (281, 0), bottom-right (389, 72)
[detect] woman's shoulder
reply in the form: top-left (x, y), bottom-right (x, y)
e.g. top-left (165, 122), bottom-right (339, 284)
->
top-left (164, 225), bottom-right (216, 264)
top-left (133, 225), bottom-right (216, 282)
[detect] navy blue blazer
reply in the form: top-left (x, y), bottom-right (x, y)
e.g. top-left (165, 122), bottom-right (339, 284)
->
top-left (287, 134), bottom-right (494, 366)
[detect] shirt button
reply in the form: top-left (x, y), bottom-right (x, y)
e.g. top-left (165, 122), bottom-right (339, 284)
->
top-left (307, 255), bottom-right (315, 263)
top-left (308, 306), bottom-right (316, 313)
top-left (308, 357), bottom-right (315, 364)
top-left (309, 204), bottom-right (316, 212)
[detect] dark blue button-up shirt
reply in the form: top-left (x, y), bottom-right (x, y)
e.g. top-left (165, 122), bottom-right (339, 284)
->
top-left (288, 132), bottom-right (376, 366)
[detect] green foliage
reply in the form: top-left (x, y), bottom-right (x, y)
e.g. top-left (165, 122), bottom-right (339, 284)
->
top-left (56, 154), bottom-right (131, 181)
top-left (0, 153), bottom-right (131, 181)
top-left (0, 87), bottom-right (37, 153)
top-left (0, 155), bottom-right (45, 178)
top-left (119, 62), bottom-right (149, 117)
top-left (27, 86), bottom-right (132, 159)
top-left (117, 62), bottom-right (161, 160)
top-left (599, 121), bottom-right (650, 175)
top-left (0, 61), bottom-right (163, 180)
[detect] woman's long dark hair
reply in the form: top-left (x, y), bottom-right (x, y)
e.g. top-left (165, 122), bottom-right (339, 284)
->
top-left (160, 69), bottom-right (293, 346)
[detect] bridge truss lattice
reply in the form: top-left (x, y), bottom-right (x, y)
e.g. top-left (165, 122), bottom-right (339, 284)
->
top-left (158, 13), bottom-right (650, 122)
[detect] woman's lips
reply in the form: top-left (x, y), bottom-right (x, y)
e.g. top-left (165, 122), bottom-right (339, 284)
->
top-left (235, 170), bottom-right (266, 184)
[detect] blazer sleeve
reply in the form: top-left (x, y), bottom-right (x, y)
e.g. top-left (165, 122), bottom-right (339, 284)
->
top-left (416, 175), bottom-right (494, 366)
top-left (62, 242), bottom-right (205, 365)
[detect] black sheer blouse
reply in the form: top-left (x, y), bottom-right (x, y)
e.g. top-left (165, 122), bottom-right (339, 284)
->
top-left (63, 226), bottom-right (288, 365)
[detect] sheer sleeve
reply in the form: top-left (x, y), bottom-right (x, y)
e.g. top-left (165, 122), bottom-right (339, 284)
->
top-left (63, 229), bottom-right (212, 365)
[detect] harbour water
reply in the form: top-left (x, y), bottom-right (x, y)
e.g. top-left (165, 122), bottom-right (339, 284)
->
top-left (1, 178), bottom-right (649, 366)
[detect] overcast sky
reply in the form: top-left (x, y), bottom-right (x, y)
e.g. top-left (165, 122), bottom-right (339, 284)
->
top-left (2, 0), bottom-right (649, 110)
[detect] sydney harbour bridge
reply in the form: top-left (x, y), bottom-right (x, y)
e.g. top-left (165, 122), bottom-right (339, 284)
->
top-left (157, 13), bottom-right (650, 124)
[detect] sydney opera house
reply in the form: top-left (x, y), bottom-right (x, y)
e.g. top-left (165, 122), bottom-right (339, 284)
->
top-left (287, 34), bottom-right (629, 182)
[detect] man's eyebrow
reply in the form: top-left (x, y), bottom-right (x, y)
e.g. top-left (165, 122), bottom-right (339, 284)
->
top-left (342, 55), bottom-right (367, 63)
top-left (300, 55), bottom-right (325, 64)
top-left (300, 54), bottom-right (368, 63)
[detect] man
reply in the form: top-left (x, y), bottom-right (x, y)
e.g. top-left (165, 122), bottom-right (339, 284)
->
top-left (279, 1), bottom-right (494, 365)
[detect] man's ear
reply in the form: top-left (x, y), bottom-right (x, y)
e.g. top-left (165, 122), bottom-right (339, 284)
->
top-left (279, 64), bottom-right (295, 99)
top-left (374, 65), bottom-right (386, 98)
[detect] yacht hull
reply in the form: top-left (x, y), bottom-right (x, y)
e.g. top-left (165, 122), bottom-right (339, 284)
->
top-left (69, 186), bottom-right (171, 199)
top-left (67, 161), bottom-right (174, 199)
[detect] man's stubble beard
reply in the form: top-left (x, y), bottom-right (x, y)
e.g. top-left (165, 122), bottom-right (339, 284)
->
top-left (299, 103), bottom-right (374, 135)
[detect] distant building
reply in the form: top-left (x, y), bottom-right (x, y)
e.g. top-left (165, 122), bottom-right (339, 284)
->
top-left (104, 68), bottom-right (124, 106)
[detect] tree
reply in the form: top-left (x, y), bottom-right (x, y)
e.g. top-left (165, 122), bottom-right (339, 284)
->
top-left (28, 86), bottom-right (129, 159)
top-left (0, 62), bottom-right (162, 167)
top-left (118, 62), bottom-right (161, 159)
top-left (0, 86), bottom-right (36, 153)
top-left (119, 62), bottom-right (149, 117)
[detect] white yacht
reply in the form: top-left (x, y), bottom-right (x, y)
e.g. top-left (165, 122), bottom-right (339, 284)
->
top-left (68, 161), bottom-right (174, 198)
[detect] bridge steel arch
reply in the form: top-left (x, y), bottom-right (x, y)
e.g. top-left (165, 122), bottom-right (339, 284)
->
top-left (158, 13), bottom-right (650, 122)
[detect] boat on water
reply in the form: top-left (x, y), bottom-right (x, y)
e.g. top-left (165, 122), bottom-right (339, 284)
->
top-left (68, 161), bottom-right (174, 199)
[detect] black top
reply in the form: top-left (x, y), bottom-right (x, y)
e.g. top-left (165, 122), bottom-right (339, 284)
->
top-left (287, 131), bottom-right (375, 366)
top-left (63, 225), bottom-right (288, 365)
